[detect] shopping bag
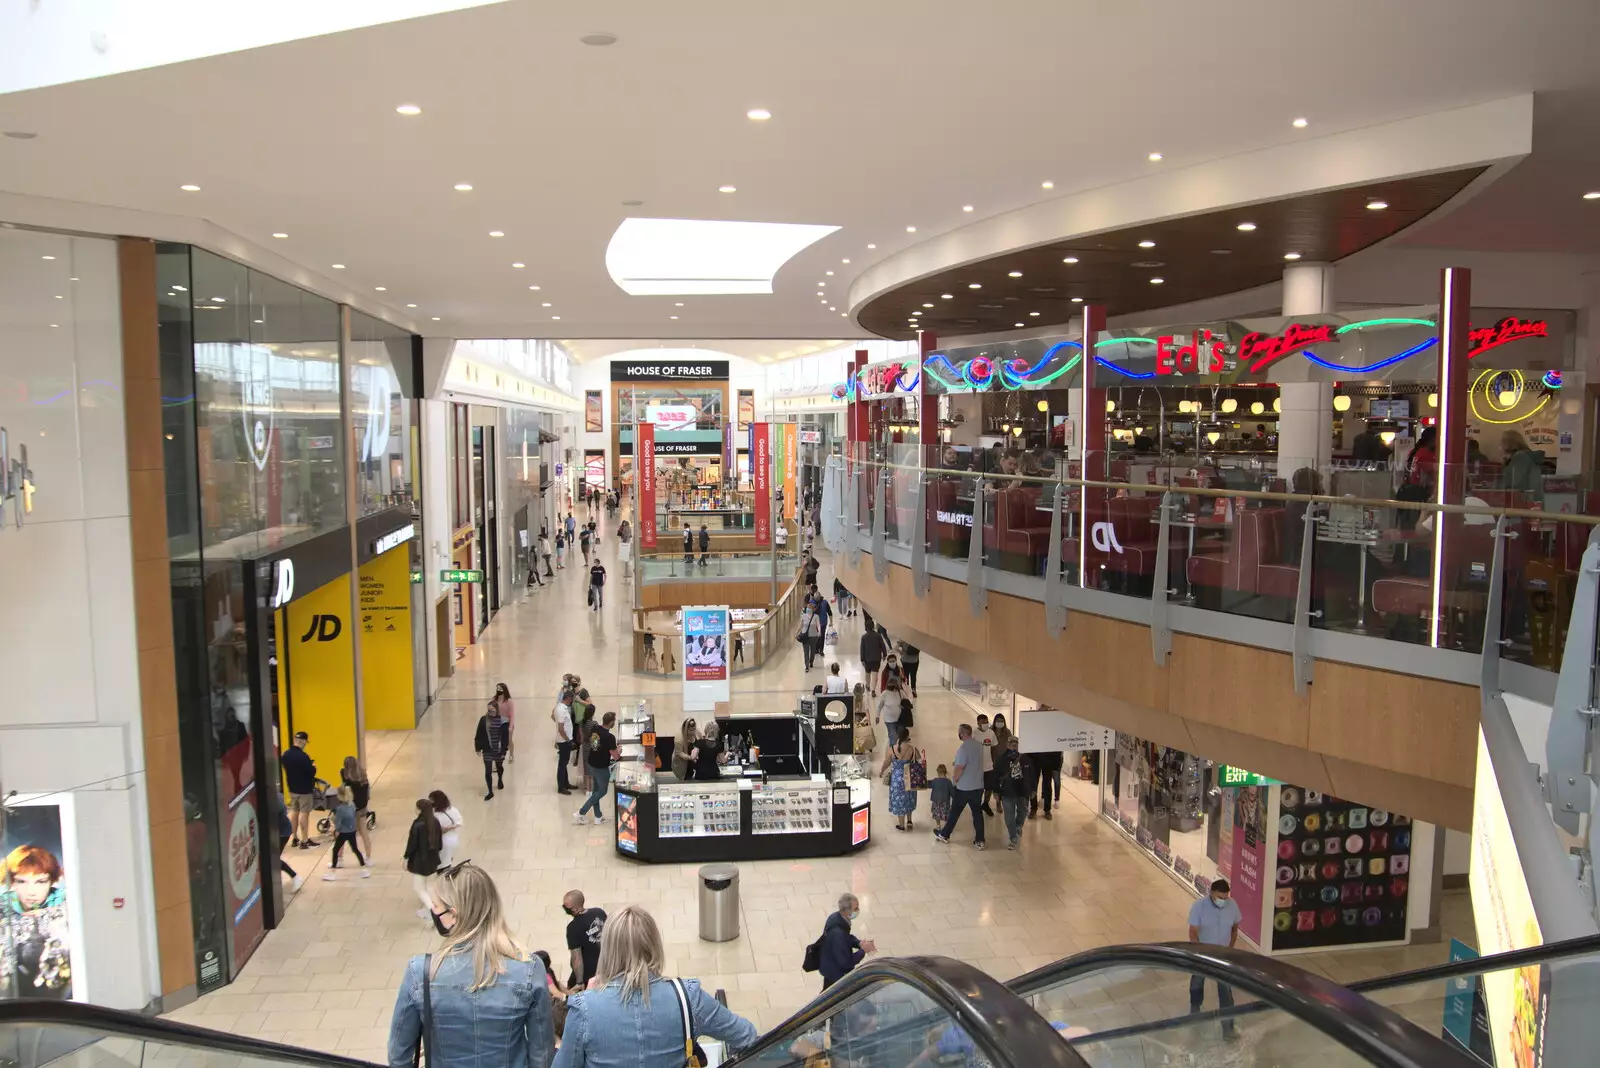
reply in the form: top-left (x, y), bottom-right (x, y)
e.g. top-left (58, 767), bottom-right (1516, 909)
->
top-left (825, 628), bottom-right (839, 646)
top-left (908, 750), bottom-right (929, 790)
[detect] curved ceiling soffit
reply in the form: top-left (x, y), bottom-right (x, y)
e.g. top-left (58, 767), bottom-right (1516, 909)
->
top-left (846, 95), bottom-right (1533, 327)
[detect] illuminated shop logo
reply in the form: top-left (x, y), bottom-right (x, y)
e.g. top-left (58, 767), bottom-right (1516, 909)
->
top-left (0, 427), bottom-right (37, 528)
top-left (239, 344), bottom-right (276, 471)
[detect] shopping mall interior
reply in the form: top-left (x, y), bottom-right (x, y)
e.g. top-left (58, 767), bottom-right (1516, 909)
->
top-left (4, 3), bottom-right (1600, 1066)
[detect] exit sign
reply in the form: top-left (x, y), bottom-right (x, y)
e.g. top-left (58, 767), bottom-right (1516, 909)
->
top-left (1219, 765), bottom-right (1279, 787)
top-left (409, 570), bottom-right (424, 584)
top-left (440, 569), bottom-right (484, 583)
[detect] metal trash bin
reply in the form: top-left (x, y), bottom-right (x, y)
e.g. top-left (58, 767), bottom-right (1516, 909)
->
top-left (697, 863), bottom-right (740, 942)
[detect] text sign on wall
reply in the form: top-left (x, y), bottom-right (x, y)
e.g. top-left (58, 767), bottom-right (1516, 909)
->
top-left (753, 422), bottom-right (771, 545)
top-left (609, 360), bottom-right (730, 381)
top-left (639, 422), bottom-right (657, 547)
top-left (1219, 765), bottom-right (1279, 787)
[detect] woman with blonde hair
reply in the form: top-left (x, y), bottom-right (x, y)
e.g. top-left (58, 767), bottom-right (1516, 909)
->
top-left (552, 905), bottom-right (756, 1067)
top-left (387, 864), bottom-right (554, 1068)
top-left (340, 755), bottom-right (373, 859)
top-left (671, 718), bottom-right (698, 781)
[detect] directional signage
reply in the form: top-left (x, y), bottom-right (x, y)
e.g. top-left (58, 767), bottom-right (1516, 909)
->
top-left (1219, 765), bottom-right (1279, 787)
top-left (440, 569), bottom-right (484, 583)
top-left (409, 569), bottom-right (424, 584)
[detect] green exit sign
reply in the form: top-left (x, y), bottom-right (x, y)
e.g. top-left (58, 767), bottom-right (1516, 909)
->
top-left (409, 570), bottom-right (424, 584)
top-left (1220, 765), bottom-right (1279, 788)
top-left (440, 569), bottom-right (484, 583)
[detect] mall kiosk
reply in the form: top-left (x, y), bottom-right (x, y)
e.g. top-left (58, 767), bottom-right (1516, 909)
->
top-left (613, 693), bottom-right (871, 863)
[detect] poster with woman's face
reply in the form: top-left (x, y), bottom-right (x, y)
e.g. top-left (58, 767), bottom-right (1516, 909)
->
top-left (1, 805), bottom-right (73, 1000)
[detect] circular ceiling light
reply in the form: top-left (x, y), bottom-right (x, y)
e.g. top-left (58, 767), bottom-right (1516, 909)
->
top-left (829, 306), bottom-right (836, 311)
top-left (529, 285), bottom-right (541, 290)
top-left (1071, 296), bottom-right (1084, 303)
top-left (747, 108), bottom-right (772, 121)
top-left (866, 243), bottom-right (876, 249)
top-left (670, 315), bottom-right (679, 320)
top-left (1236, 222), bottom-right (1257, 231)
top-left (431, 316), bottom-right (441, 321)
top-left (1029, 311), bottom-right (1041, 317)
top-left (1292, 117), bottom-right (1309, 128)
top-left (179, 184), bottom-right (201, 192)
top-left (331, 263), bottom-right (346, 269)
top-left (905, 226), bottom-right (917, 232)
top-left (406, 303), bottom-right (417, 308)
top-left (1147, 152), bottom-right (1163, 161)
top-left (542, 302), bottom-right (552, 307)
top-left (1251, 400), bottom-right (1266, 415)
top-left (1284, 252), bottom-right (1302, 260)
top-left (512, 262), bottom-right (525, 268)
top-left (1138, 240), bottom-right (1156, 248)
top-left (719, 185), bottom-right (736, 193)
top-left (375, 286), bottom-right (387, 291)
top-left (922, 302), bottom-right (934, 308)
top-left (489, 230), bottom-right (505, 237)
top-left (580, 31), bottom-right (618, 46)
top-left (1041, 181), bottom-right (1054, 189)
top-left (1333, 394), bottom-right (1351, 412)
top-left (962, 204), bottom-right (974, 212)
top-left (454, 183), bottom-right (473, 191)
top-left (674, 302), bottom-right (684, 306)
top-left (1221, 398), bottom-right (1238, 414)
top-left (271, 232), bottom-right (288, 239)
top-left (3, 131), bottom-right (37, 139)
top-left (940, 293), bottom-right (953, 299)
top-left (842, 258), bottom-right (851, 264)
top-left (1062, 256), bottom-right (1079, 264)
top-left (552, 315), bottom-right (561, 320)
top-left (1366, 199), bottom-right (1388, 210)
top-left (1149, 277), bottom-right (1164, 285)
top-left (968, 283), bottom-right (981, 289)
top-left (1008, 270), bottom-right (1022, 278)
top-left (826, 270), bottom-right (834, 276)
top-left (395, 104), bottom-right (422, 116)
top-left (1584, 192), bottom-right (1600, 200)
top-left (622, 199), bottom-right (643, 207)
top-left (1014, 322), bottom-right (1025, 328)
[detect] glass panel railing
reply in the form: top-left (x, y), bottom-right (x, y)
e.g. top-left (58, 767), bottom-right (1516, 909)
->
top-left (0, 1007), bottom-right (377, 1068)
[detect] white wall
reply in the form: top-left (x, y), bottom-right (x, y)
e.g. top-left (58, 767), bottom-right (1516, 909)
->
top-left (420, 398), bottom-right (451, 703)
top-left (0, 229), bottom-right (159, 1009)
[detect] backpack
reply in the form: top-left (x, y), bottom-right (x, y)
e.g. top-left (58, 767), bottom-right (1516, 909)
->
top-left (801, 937), bottom-right (823, 973)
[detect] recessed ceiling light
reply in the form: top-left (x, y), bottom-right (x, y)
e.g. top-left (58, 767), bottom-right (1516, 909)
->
top-left (829, 306), bottom-right (836, 311)
top-left (331, 263), bottom-right (346, 269)
top-left (940, 293), bottom-right (953, 299)
top-left (172, 285), bottom-right (186, 291)
top-left (406, 303), bottom-right (417, 308)
top-left (825, 270), bottom-right (834, 276)
top-left (968, 283), bottom-right (981, 289)
top-left (1236, 222), bottom-right (1257, 231)
top-left (254, 319), bottom-right (264, 324)
top-left (209, 297), bottom-right (226, 303)
top-left (375, 286), bottom-right (387, 291)
top-left (52, 294), bottom-right (62, 299)
top-left (1149, 277), bottom-right (1165, 285)
top-left (1014, 322), bottom-right (1025, 328)
top-left (911, 311), bottom-right (921, 316)
top-left (719, 185), bottom-right (737, 193)
top-left (1147, 152), bottom-right (1163, 161)
top-left (580, 31), bottom-right (618, 46)
top-left (922, 302), bottom-right (934, 308)
top-left (551, 315), bottom-right (561, 320)
top-left (842, 258), bottom-right (850, 264)
top-left (1292, 117), bottom-right (1309, 128)
top-left (818, 281), bottom-right (826, 286)
top-left (622, 199), bottom-right (644, 207)
top-left (431, 316), bottom-right (441, 321)
top-left (670, 315), bottom-right (679, 320)
top-left (1584, 191), bottom-right (1600, 200)
top-left (674, 302), bottom-right (684, 306)
top-left (747, 108), bottom-right (772, 121)
top-left (866, 244), bottom-right (876, 249)
top-left (1029, 311), bottom-right (1041, 317)
top-left (840, 313), bottom-right (847, 317)
top-left (271, 232), bottom-right (288, 239)
top-left (1366, 199), bottom-right (1388, 210)
top-left (454, 183), bottom-right (473, 191)
top-left (816, 291), bottom-right (824, 296)
top-left (962, 204), bottom-right (974, 212)
top-left (40, 255), bottom-right (54, 260)
top-left (1041, 181), bottom-right (1054, 189)
top-left (512, 262), bottom-right (525, 268)
top-left (1138, 240), bottom-right (1156, 248)
top-left (542, 302), bottom-right (552, 307)
top-left (489, 230), bottom-right (505, 237)
top-left (1071, 296), bottom-right (1084, 303)
top-left (395, 104), bottom-right (422, 116)
top-left (905, 226), bottom-right (917, 233)
top-left (1062, 256), bottom-right (1079, 264)
top-left (1284, 252), bottom-right (1302, 261)
top-left (3, 131), bottom-right (37, 140)
top-left (179, 184), bottom-right (201, 192)
top-left (1008, 270), bottom-right (1023, 278)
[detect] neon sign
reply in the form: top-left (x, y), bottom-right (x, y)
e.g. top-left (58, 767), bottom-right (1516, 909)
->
top-left (1242, 323), bottom-right (1338, 373)
top-left (1468, 316), bottom-right (1547, 358)
top-left (1156, 330), bottom-right (1226, 375)
top-left (1470, 367), bottom-right (1554, 425)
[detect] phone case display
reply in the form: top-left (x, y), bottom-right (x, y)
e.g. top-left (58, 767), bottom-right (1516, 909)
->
top-left (751, 782), bottom-right (833, 835)
top-left (1152, 747), bottom-right (1206, 832)
top-left (1272, 789), bottom-right (1412, 950)
top-left (658, 783), bottom-right (741, 838)
top-left (614, 703), bottom-right (657, 792)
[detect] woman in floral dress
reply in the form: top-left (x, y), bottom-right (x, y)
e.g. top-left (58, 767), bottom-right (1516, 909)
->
top-left (887, 729), bottom-right (920, 831)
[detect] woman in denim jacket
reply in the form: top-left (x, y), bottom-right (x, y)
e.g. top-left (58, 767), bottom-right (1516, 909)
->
top-left (553, 905), bottom-right (758, 1068)
top-left (388, 865), bottom-right (555, 1068)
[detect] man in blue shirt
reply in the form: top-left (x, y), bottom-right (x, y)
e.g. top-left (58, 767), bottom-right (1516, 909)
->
top-left (933, 725), bottom-right (985, 849)
top-left (279, 731), bottom-right (318, 848)
top-left (1187, 878), bottom-right (1244, 1039)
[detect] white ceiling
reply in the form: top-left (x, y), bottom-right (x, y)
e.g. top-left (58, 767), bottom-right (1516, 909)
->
top-left (1, 0), bottom-right (1598, 343)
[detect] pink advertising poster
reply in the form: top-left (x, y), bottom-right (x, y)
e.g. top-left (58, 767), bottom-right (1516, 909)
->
top-left (1231, 785), bottom-right (1268, 945)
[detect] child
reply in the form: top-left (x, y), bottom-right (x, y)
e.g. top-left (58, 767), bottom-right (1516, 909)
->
top-left (929, 764), bottom-right (954, 829)
top-left (324, 787), bottom-right (371, 879)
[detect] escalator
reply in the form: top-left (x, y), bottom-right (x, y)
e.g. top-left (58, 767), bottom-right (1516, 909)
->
top-left (5, 937), bottom-right (1597, 1068)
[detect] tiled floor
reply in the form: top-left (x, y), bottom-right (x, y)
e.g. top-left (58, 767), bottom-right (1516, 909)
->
top-left (164, 505), bottom-right (1468, 1062)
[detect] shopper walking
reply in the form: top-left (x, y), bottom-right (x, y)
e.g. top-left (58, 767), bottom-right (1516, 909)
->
top-left (493, 683), bottom-right (516, 762)
top-left (403, 799), bottom-right (444, 919)
top-left (552, 905), bottom-right (757, 1068)
top-left (574, 712), bottom-right (618, 825)
top-left (538, 531), bottom-right (554, 577)
top-left (280, 731), bottom-right (318, 848)
top-left (799, 602), bottom-right (824, 670)
top-left (875, 678), bottom-right (905, 748)
top-left (322, 786), bottom-right (371, 879)
top-left (565, 512), bottom-right (577, 540)
top-left (996, 734), bottom-right (1029, 850)
top-left (555, 529), bottom-right (568, 569)
top-left (1027, 748), bottom-right (1063, 821)
top-left (579, 525), bottom-right (593, 564)
top-left (387, 864), bottom-right (555, 1068)
top-left (975, 714), bottom-right (998, 816)
top-left (899, 641), bottom-right (921, 698)
top-left (697, 523), bottom-right (710, 567)
top-left (274, 786), bottom-right (304, 892)
top-left (340, 755), bottom-right (373, 859)
top-left (1188, 880), bottom-right (1243, 1039)
top-left (553, 691), bottom-right (575, 795)
top-left (823, 662), bottom-right (850, 694)
top-left (617, 520), bottom-right (632, 580)
top-left (859, 628), bottom-right (885, 696)
top-left (683, 526), bottom-right (694, 567)
top-left (588, 559), bottom-right (606, 611)
top-left (816, 893), bottom-right (876, 991)
top-left (934, 724), bottom-right (986, 849)
top-left (561, 890), bottom-right (608, 990)
top-left (475, 701), bottom-right (512, 800)
top-left (886, 730), bottom-right (920, 832)
top-left (430, 790), bottom-right (463, 867)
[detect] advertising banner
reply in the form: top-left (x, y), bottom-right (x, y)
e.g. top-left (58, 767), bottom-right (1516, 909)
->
top-left (616, 793), bottom-right (639, 855)
top-left (783, 423), bottom-right (797, 525)
top-left (584, 390), bottom-right (603, 432)
top-left (358, 546), bottom-right (416, 730)
top-left (681, 605), bottom-right (731, 710)
top-left (638, 423), bottom-right (657, 547)
top-left (1231, 785), bottom-right (1268, 946)
top-left (1269, 789), bottom-right (1412, 951)
top-left (276, 574), bottom-right (359, 795)
top-left (771, 423), bottom-right (787, 523)
top-left (645, 404), bottom-right (698, 431)
top-left (737, 389), bottom-right (755, 430)
top-left (0, 799), bottom-right (77, 1001)
top-left (752, 423), bottom-right (770, 546)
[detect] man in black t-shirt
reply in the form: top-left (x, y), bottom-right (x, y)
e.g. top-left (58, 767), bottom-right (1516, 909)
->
top-left (280, 731), bottom-right (318, 848)
top-left (575, 712), bottom-right (618, 824)
top-left (562, 890), bottom-right (607, 988)
top-left (588, 561), bottom-right (606, 610)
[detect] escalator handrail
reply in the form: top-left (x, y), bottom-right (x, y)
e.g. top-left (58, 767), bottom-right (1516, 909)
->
top-left (1345, 929), bottom-right (1600, 995)
top-left (0, 999), bottom-right (381, 1068)
top-left (1008, 942), bottom-right (1477, 1068)
top-left (721, 954), bottom-right (1090, 1068)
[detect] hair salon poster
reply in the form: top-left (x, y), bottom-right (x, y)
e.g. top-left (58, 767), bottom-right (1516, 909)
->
top-left (1, 802), bottom-right (76, 1000)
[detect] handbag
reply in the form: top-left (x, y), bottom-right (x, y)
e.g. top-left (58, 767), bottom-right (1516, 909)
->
top-left (668, 977), bottom-right (708, 1068)
top-left (908, 749), bottom-right (929, 790)
top-left (412, 953), bottom-right (435, 1068)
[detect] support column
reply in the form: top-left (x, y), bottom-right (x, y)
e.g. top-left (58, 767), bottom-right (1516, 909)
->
top-left (918, 330), bottom-right (939, 469)
top-left (1077, 303), bottom-right (1107, 585)
top-left (1432, 267), bottom-right (1471, 647)
top-left (848, 349), bottom-right (868, 467)
top-left (1278, 263), bottom-right (1336, 477)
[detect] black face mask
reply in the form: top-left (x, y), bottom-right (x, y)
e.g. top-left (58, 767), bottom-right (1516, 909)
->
top-left (563, 906), bottom-right (576, 917)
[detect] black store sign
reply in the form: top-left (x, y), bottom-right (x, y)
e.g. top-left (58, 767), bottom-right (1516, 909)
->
top-left (620, 439), bottom-right (725, 457)
top-left (610, 360), bottom-right (730, 382)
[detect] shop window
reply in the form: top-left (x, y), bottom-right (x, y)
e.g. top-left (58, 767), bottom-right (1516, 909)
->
top-left (349, 310), bottom-right (417, 517)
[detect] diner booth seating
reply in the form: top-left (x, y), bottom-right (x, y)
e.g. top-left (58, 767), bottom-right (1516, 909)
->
top-left (995, 485), bottom-right (1053, 572)
top-left (1187, 508), bottom-right (1295, 622)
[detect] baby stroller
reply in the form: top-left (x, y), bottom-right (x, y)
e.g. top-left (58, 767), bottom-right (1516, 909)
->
top-left (313, 778), bottom-right (378, 836)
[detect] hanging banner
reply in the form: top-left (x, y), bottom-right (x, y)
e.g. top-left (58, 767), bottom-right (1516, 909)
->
top-left (682, 605), bottom-right (731, 711)
top-left (0, 799), bottom-right (78, 1001)
top-left (638, 423), bottom-right (657, 547)
top-left (779, 424), bottom-right (797, 526)
top-left (753, 422), bottom-right (771, 545)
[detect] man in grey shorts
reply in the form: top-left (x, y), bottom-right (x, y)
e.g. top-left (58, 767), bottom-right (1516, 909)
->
top-left (280, 731), bottom-right (318, 847)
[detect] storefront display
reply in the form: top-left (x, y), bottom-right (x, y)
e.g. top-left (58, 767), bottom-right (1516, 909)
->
top-left (1273, 789), bottom-right (1413, 950)
top-left (1, 799), bottom-right (78, 1001)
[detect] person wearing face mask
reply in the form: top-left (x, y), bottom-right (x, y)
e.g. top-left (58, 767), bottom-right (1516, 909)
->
top-left (1187, 879), bottom-right (1243, 1039)
top-left (816, 892), bottom-right (875, 991)
top-left (562, 890), bottom-right (607, 991)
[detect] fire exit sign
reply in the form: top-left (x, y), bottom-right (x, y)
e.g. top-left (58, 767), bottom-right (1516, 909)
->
top-left (1219, 765), bottom-right (1279, 788)
top-left (440, 569), bottom-right (484, 583)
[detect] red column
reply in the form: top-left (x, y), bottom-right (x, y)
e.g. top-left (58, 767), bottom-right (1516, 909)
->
top-left (850, 349), bottom-right (868, 464)
top-left (1431, 267), bottom-right (1471, 647)
top-left (1077, 303), bottom-right (1107, 584)
top-left (918, 329), bottom-right (939, 468)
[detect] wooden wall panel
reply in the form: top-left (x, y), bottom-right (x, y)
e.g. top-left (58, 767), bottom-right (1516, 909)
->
top-left (1313, 660), bottom-right (1479, 789)
top-left (1169, 637), bottom-right (1310, 749)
